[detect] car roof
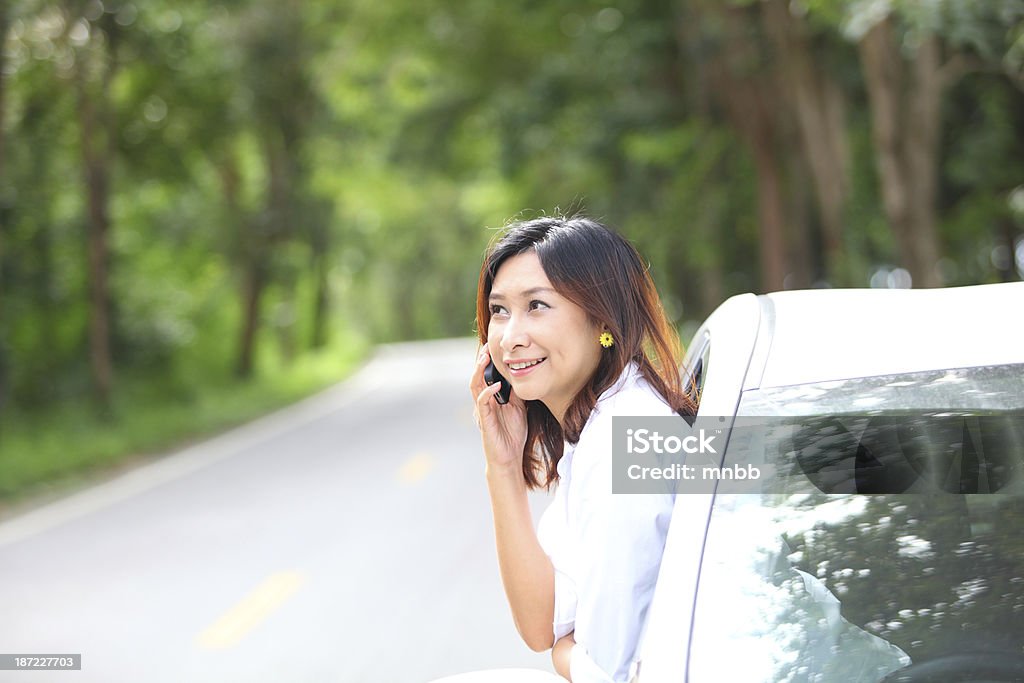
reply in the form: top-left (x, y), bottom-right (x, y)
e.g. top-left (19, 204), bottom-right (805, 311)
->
top-left (747, 281), bottom-right (1024, 390)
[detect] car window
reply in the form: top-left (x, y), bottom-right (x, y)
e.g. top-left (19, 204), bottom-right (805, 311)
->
top-left (737, 363), bottom-right (1024, 415)
top-left (688, 363), bottom-right (1024, 682)
top-left (689, 492), bottom-right (1024, 681)
top-left (683, 331), bottom-right (710, 409)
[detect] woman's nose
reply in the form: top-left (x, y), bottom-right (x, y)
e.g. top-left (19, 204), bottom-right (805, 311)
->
top-left (500, 314), bottom-right (529, 352)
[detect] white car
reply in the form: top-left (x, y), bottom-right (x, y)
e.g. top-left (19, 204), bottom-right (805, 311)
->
top-left (637, 282), bottom-right (1024, 682)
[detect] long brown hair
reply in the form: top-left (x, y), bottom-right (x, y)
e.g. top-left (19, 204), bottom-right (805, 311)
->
top-left (475, 215), bottom-right (697, 491)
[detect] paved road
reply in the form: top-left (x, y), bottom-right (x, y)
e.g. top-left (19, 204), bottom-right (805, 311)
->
top-left (0, 338), bottom-right (556, 682)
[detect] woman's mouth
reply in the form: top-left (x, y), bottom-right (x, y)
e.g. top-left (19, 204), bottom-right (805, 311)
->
top-left (506, 358), bottom-right (546, 376)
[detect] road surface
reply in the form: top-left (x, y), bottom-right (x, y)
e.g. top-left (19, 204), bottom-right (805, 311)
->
top-left (0, 338), bottom-right (557, 682)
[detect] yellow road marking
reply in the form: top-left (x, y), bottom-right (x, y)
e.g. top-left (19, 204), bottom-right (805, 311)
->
top-left (196, 571), bottom-right (306, 650)
top-left (398, 452), bottom-right (436, 484)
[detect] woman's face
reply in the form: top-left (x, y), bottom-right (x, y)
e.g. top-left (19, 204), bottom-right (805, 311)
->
top-left (487, 250), bottom-right (603, 423)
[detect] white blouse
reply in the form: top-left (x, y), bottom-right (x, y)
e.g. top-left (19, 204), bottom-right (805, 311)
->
top-left (536, 362), bottom-right (677, 683)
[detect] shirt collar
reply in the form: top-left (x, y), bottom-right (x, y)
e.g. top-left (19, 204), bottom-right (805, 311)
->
top-left (595, 360), bottom-right (643, 406)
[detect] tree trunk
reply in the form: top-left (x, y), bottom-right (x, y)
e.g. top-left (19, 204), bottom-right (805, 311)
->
top-left (216, 152), bottom-right (263, 379)
top-left (786, 152), bottom-right (815, 290)
top-left (859, 17), bottom-right (943, 287)
top-left (77, 94), bottom-right (114, 410)
top-left (236, 258), bottom-right (266, 378)
top-left (748, 112), bottom-right (789, 293)
top-left (704, 3), bottom-right (790, 293)
top-left (72, 16), bottom-right (117, 412)
top-left (235, 126), bottom-right (298, 376)
top-left (310, 230), bottom-right (329, 349)
top-left (762, 0), bottom-right (851, 284)
top-left (998, 216), bottom-right (1018, 282)
top-left (672, 2), bottom-right (727, 312)
top-left (277, 280), bottom-right (297, 366)
top-left (904, 33), bottom-right (943, 287)
top-left (693, 206), bottom-right (726, 316)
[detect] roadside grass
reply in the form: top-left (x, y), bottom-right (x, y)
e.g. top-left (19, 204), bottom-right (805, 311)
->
top-left (0, 331), bottom-right (372, 513)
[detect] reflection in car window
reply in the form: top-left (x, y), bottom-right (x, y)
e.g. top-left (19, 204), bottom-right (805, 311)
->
top-left (691, 493), bottom-right (1024, 681)
top-left (737, 364), bottom-right (1024, 415)
top-left (683, 331), bottom-right (710, 409)
top-left (690, 494), bottom-right (910, 681)
top-left (689, 364), bottom-right (1024, 681)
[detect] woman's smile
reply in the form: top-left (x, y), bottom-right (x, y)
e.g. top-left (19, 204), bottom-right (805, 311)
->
top-left (505, 357), bottom-right (547, 375)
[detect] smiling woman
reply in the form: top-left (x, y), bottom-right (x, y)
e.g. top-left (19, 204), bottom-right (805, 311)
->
top-left (485, 253), bottom-right (603, 424)
top-left (467, 215), bottom-right (697, 683)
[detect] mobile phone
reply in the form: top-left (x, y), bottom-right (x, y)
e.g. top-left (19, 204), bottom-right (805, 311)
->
top-left (484, 359), bottom-right (513, 405)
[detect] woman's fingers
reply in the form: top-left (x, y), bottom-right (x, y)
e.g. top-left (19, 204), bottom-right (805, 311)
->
top-left (471, 343), bottom-right (526, 445)
top-left (469, 344), bottom-right (491, 394)
top-left (471, 350), bottom-right (528, 468)
top-left (476, 380), bottom-right (501, 410)
top-left (474, 382), bottom-right (505, 434)
top-left (471, 345), bottom-right (503, 432)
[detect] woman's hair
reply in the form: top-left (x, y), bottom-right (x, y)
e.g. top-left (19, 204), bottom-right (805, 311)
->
top-left (475, 214), bottom-right (697, 491)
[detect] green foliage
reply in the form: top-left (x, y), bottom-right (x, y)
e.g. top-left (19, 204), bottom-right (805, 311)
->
top-left (0, 327), bottom-right (369, 503)
top-left (0, 0), bottom-right (1022, 496)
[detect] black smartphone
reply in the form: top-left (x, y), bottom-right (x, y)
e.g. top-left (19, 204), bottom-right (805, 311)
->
top-left (484, 360), bottom-right (513, 405)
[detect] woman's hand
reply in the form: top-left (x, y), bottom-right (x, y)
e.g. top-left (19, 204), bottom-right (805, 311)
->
top-left (472, 345), bottom-right (555, 653)
top-left (552, 631), bottom-right (576, 680)
top-left (471, 344), bottom-right (528, 473)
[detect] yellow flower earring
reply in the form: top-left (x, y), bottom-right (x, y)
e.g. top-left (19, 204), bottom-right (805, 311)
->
top-left (599, 331), bottom-right (615, 349)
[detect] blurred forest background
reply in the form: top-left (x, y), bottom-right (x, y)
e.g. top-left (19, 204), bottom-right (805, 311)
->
top-left (1, 0), bottom-right (1023, 499)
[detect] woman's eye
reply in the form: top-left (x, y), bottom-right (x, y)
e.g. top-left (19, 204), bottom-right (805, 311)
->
top-left (490, 304), bottom-right (507, 316)
top-left (529, 300), bottom-right (550, 311)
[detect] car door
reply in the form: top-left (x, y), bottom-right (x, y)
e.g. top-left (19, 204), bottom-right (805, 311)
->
top-left (636, 293), bottom-right (763, 681)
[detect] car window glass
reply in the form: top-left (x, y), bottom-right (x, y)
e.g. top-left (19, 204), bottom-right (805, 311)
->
top-left (688, 363), bottom-right (1024, 682)
top-left (689, 492), bottom-right (1024, 681)
top-left (737, 364), bottom-right (1024, 415)
top-left (683, 331), bottom-right (710, 409)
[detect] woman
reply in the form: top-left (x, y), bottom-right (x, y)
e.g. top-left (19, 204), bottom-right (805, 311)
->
top-left (470, 215), bottom-right (697, 682)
